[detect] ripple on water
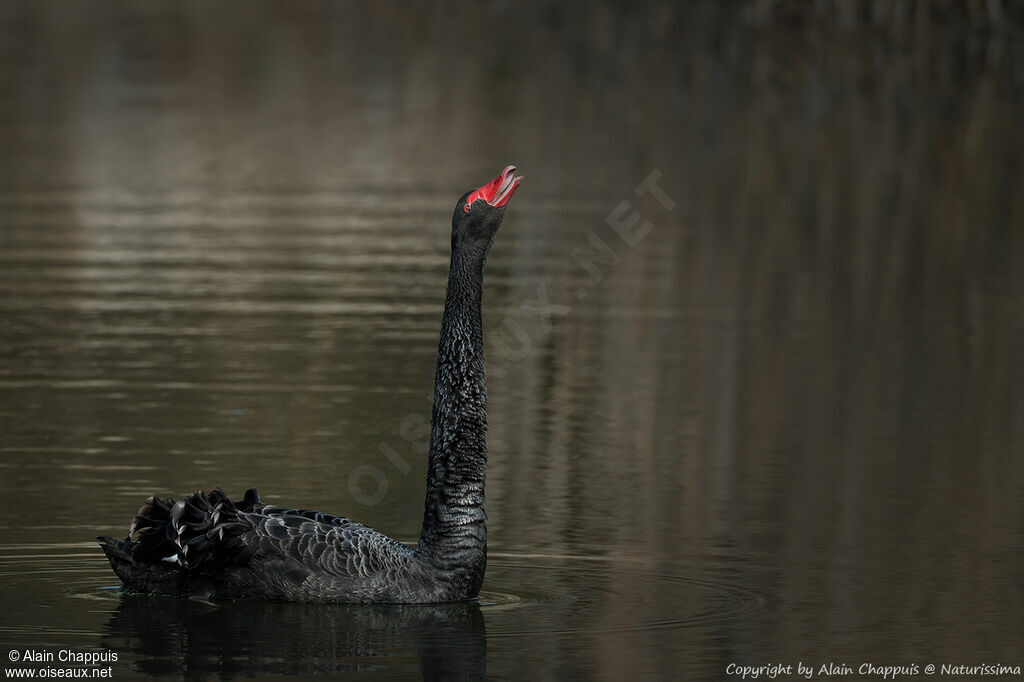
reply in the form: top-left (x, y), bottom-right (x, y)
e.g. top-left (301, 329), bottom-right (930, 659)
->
top-left (0, 542), bottom-right (773, 678)
top-left (3, 543), bottom-right (774, 645)
top-left (479, 551), bottom-right (774, 638)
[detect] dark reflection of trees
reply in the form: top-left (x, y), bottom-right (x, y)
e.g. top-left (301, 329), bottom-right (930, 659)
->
top-left (102, 596), bottom-right (486, 681)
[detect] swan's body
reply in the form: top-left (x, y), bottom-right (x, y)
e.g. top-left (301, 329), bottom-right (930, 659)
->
top-left (97, 166), bottom-right (522, 603)
top-left (98, 489), bottom-right (474, 603)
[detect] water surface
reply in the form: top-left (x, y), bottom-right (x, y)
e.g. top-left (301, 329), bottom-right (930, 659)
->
top-left (1, 2), bottom-right (1022, 680)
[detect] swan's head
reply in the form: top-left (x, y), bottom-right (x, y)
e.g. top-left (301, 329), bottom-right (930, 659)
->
top-left (452, 165), bottom-right (523, 246)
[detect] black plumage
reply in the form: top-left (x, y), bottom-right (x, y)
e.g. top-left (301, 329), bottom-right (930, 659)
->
top-left (97, 166), bottom-right (522, 603)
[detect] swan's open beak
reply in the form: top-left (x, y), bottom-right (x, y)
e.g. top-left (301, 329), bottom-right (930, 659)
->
top-left (468, 165), bottom-right (523, 209)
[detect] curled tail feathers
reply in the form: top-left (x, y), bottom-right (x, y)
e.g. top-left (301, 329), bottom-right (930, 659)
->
top-left (166, 488), bottom-right (254, 569)
top-left (99, 488), bottom-right (264, 573)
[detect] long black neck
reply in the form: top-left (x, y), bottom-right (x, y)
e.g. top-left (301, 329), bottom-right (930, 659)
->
top-left (417, 236), bottom-right (491, 579)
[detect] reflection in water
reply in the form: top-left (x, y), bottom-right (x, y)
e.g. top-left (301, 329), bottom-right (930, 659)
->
top-left (103, 597), bottom-right (485, 681)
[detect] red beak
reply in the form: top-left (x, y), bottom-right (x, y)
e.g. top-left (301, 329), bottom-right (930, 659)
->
top-left (465, 165), bottom-right (523, 211)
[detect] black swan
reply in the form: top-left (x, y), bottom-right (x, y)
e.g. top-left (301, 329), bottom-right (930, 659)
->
top-left (98, 165), bottom-right (523, 603)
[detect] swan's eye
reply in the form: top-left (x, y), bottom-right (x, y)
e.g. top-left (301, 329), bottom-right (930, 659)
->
top-left (463, 204), bottom-right (471, 213)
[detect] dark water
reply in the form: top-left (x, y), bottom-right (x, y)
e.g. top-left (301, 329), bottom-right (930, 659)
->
top-left (2, 2), bottom-right (1023, 680)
